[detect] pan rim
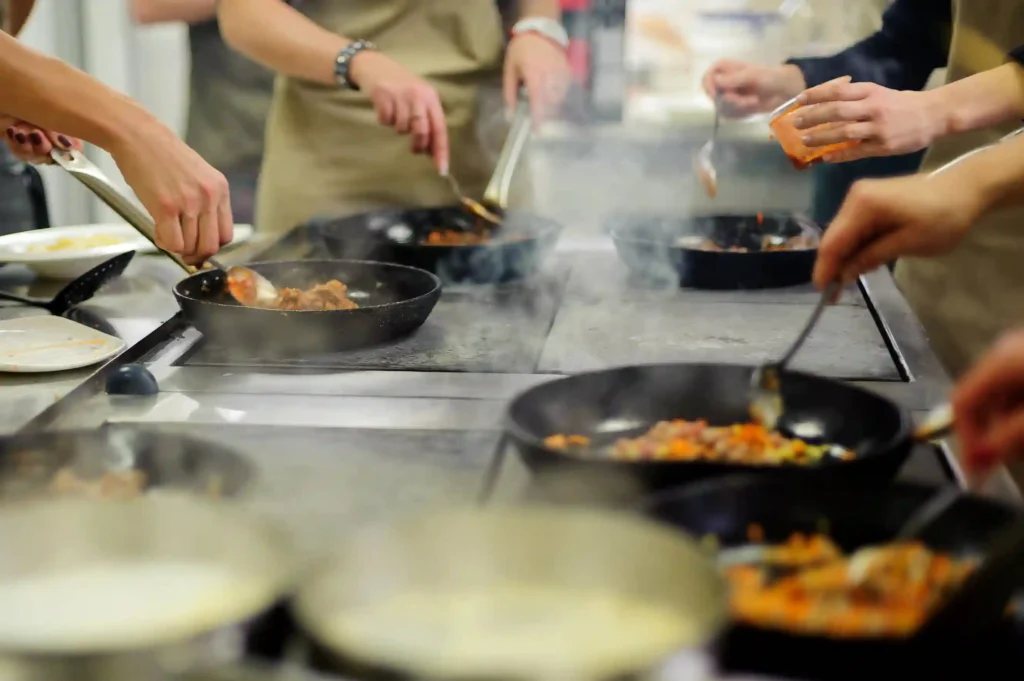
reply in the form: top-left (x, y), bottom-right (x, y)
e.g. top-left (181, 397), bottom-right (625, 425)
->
top-left (504, 362), bottom-right (914, 469)
top-left (608, 213), bottom-right (821, 256)
top-left (172, 258), bottom-right (443, 314)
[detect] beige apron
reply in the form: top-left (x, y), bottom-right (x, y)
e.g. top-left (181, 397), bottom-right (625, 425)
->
top-left (257, 0), bottom-right (523, 234)
top-left (895, 0), bottom-right (1024, 379)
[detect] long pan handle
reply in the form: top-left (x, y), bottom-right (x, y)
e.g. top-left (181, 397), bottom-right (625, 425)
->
top-left (50, 149), bottom-right (207, 275)
top-left (482, 92), bottom-right (532, 211)
top-left (928, 125), bottom-right (1024, 177)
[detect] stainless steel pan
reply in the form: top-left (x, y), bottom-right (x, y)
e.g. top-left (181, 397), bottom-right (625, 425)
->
top-left (294, 507), bottom-right (727, 680)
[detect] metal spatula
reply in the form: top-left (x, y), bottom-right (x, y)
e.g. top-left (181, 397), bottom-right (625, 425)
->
top-left (0, 250), bottom-right (135, 315)
top-left (50, 149), bottom-right (278, 307)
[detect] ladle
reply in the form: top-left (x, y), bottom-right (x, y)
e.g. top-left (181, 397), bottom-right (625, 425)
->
top-left (50, 149), bottom-right (277, 307)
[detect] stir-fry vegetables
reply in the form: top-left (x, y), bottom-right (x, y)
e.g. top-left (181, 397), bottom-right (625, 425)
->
top-left (543, 419), bottom-right (853, 466)
top-left (723, 531), bottom-right (977, 637)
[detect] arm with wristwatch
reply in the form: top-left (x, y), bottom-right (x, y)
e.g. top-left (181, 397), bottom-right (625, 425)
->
top-left (217, 0), bottom-right (570, 176)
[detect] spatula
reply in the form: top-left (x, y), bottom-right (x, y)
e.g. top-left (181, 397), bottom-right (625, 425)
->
top-left (0, 250), bottom-right (134, 315)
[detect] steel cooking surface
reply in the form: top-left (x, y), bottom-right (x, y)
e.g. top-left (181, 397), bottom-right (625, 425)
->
top-left (178, 269), bottom-right (569, 373)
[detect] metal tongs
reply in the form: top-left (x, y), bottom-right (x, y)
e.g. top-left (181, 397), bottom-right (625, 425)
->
top-left (444, 93), bottom-right (533, 226)
top-left (51, 149), bottom-right (278, 306)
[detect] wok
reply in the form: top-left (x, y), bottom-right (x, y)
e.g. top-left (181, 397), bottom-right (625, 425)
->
top-left (293, 507), bottom-right (727, 680)
top-left (303, 206), bottom-right (561, 285)
top-left (0, 426), bottom-right (253, 500)
top-left (0, 494), bottom-right (292, 681)
top-left (642, 476), bottom-right (1024, 680)
top-left (174, 259), bottom-right (442, 355)
top-left (506, 363), bottom-right (912, 492)
top-left (609, 213), bottom-right (819, 289)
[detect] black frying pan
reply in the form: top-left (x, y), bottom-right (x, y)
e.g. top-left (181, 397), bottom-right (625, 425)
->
top-left (304, 206), bottom-right (561, 284)
top-left (174, 260), bottom-right (442, 355)
top-left (608, 213), bottom-right (819, 289)
top-left (505, 363), bottom-right (912, 493)
top-left (642, 476), bottom-right (1024, 680)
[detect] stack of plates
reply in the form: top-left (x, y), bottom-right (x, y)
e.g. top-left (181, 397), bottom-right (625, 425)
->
top-left (0, 223), bottom-right (253, 279)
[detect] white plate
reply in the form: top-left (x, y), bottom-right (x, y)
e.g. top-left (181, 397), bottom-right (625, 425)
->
top-left (0, 316), bottom-right (126, 373)
top-left (0, 223), bottom-right (254, 279)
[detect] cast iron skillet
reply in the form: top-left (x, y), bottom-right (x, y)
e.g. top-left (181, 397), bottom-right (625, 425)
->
top-left (302, 206), bottom-right (561, 285)
top-left (609, 213), bottom-right (819, 289)
top-left (505, 363), bottom-right (912, 493)
top-left (642, 476), bottom-right (1024, 680)
top-left (174, 259), bottom-right (442, 355)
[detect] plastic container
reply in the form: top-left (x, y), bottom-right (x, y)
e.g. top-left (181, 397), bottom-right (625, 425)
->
top-left (769, 96), bottom-right (861, 169)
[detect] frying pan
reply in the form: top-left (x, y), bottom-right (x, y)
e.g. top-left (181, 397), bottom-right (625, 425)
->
top-left (0, 425), bottom-right (253, 500)
top-left (52, 149), bottom-right (443, 354)
top-left (0, 493), bottom-right (292, 681)
top-left (505, 363), bottom-right (912, 493)
top-left (293, 507), bottom-right (727, 680)
top-left (608, 213), bottom-right (820, 289)
top-left (175, 259), bottom-right (441, 354)
top-left (302, 206), bottom-right (560, 285)
top-left (641, 476), bottom-right (1024, 680)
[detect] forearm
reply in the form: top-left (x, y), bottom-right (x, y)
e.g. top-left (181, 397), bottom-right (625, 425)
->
top-left (217, 0), bottom-right (348, 85)
top-left (4, 0), bottom-right (37, 36)
top-left (926, 63), bottom-right (1024, 138)
top-left (517, 0), bottom-right (560, 21)
top-left (129, 0), bottom-right (217, 25)
top-left (0, 31), bottom-right (154, 150)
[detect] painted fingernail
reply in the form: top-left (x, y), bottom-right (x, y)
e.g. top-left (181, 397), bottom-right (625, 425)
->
top-left (57, 135), bottom-right (72, 148)
top-left (14, 133), bottom-right (26, 144)
top-left (28, 132), bottom-right (43, 146)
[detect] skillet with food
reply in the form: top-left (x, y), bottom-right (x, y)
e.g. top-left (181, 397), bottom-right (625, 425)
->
top-left (175, 259), bottom-right (442, 355)
top-left (642, 476), bottom-right (1024, 680)
top-left (505, 363), bottom-right (912, 492)
top-left (0, 425), bottom-right (253, 500)
top-left (301, 206), bottom-right (561, 285)
top-left (609, 213), bottom-right (820, 289)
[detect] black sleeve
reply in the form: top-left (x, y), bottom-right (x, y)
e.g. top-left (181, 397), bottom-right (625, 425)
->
top-left (1010, 44), bottom-right (1024, 66)
top-left (785, 0), bottom-right (952, 91)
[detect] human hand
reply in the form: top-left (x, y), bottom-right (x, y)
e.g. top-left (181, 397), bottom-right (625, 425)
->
top-left (701, 59), bottom-right (806, 118)
top-left (503, 32), bottom-right (572, 126)
top-left (813, 173), bottom-right (983, 288)
top-left (791, 80), bottom-right (944, 163)
top-left (349, 50), bottom-right (449, 174)
top-left (106, 116), bottom-right (232, 264)
top-left (2, 116), bottom-right (83, 164)
top-left (953, 329), bottom-right (1024, 476)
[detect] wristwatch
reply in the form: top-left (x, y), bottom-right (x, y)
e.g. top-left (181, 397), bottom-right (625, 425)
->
top-left (334, 40), bottom-right (377, 91)
top-left (510, 17), bottom-right (569, 50)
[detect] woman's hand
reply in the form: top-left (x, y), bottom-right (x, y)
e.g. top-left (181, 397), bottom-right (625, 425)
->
top-left (813, 172), bottom-right (984, 288)
top-left (954, 329), bottom-right (1024, 476)
top-left (349, 50), bottom-right (449, 174)
top-left (503, 33), bottom-right (572, 126)
top-left (791, 80), bottom-right (945, 163)
top-left (2, 116), bottom-right (83, 163)
top-left (701, 59), bottom-right (806, 118)
top-left (106, 116), bottom-right (232, 264)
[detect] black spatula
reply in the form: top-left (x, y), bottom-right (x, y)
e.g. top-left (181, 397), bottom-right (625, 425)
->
top-left (0, 250), bottom-right (135, 315)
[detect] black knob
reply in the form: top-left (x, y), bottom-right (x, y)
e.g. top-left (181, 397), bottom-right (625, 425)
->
top-left (106, 364), bottom-right (159, 396)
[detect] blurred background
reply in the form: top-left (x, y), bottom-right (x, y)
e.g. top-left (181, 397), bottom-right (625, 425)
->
top-left (19, 0), bottom-right (911, 232)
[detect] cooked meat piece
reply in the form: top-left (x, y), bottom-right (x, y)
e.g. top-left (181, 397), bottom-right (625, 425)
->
top-left (269, 279), bottom-right (360, 311)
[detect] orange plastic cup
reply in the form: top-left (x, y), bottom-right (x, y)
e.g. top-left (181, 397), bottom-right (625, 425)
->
top-left (769, 97), bottom-right (862, 170)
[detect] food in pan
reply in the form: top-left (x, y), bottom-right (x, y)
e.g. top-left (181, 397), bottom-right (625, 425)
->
top-left (544, 419), bottom-right (853, 465)
top-left (28, 234), bottom-right (125, 253)
top-left (258, 280), bottom-right (360, 311)
top-left (722, 531), bottom-right (977, 637)
top-left (49, 467), bottom-right (146, 500)
top-left (321, 585), bottom-right (700, 679)
top-left (421, 229), bottom-right (492, 246)
top-left (684, 234), bottom-right (817, 253)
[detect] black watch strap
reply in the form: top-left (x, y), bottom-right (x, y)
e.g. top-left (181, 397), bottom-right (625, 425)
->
top-left (334, 40), bottom-right (376, 91)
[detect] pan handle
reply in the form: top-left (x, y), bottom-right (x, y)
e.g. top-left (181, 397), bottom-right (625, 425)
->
top-left (50, 149), bottom-right (220, 275)
top-left (482, 90), bottom-right (532, 211)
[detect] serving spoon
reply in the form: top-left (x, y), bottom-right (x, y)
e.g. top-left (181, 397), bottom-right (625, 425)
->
top-left (694, 94), bottom-right (722, 198)
top-left (50, 149), bottom-right (278, 307)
